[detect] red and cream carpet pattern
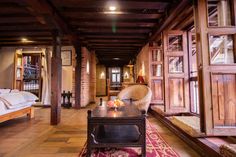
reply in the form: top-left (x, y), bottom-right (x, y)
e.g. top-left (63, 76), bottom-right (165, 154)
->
top-left (79, 120), bottom-right (180, 157)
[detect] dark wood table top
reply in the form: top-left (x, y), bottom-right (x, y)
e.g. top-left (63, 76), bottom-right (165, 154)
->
top-left (91, 104), bottom-right (142, 118)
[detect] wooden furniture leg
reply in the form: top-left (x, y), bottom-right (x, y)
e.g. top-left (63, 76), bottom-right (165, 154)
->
top-left (27, 107), bottom-right (34, 119)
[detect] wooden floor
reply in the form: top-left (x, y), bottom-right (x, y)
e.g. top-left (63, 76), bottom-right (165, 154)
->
top-left (0, 103), bottom-right (200, 157)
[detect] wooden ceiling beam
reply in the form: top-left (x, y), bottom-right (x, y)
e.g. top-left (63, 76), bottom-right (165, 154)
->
top-left (0, 17), bottom-right (37, 23)
top-left (24, 0), bottom-right (70, 33)
top-left (0, 37), bottom-right (53, 41)
top-left (0, 13), bottom-right (33, 17)
top-left (89, 39), bottom-right (144, 43)
top-left (96, 50), bottom-right (137, 52)
top-left (96, 52), bottom-right (136, 55)
top-left (24, 0), bottom-right (80, 45)
top-left (0, 8), bottom-right (28, 14)
top-left (0, 25), bottom-right (52, 31)
top-left (79, 32), bottom-right (147, 36)
top-left (0, 42), bottom-right (70, 47)
top-left (0, 31), bottom-right (51, 36)
top-left (0, 29), bottom-right (51, 33)
top-left (63, 12), bottom-right (161, 20)
top-left (73, 25), bottom-right (152, 30)
top-left (94, 47), bottom-right (138, 50)
top-left (0, 39), bottom-right (68, 42)
top-left (97, 53), bottom-right (134, 57)
top-left (68, 18), bottom-right (158, 23)
top-left (85, 36), bottom-right (146, 40)
top-left (71, 21), bottom-right (155, 27)
top-left (91, 43), bottom-right (142, 46)
top-left (0, 22), bottom-right (41, 26)
top-left (78, 28), bottom-right (150, 34)
top-left (148, 0), bottom-right (190, 42)
top-left (52, 0), bottom-right (170, 10)
top-left (60, 7), bottom-right (164, 15)
top-left (168, 5), bottom-right (193, 30)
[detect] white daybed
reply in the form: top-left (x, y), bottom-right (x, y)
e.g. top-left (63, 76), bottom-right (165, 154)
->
top-left (0, 89), bottom-right (37, 123)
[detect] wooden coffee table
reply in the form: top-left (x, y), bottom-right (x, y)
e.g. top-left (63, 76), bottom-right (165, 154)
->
top-left (87, 104), bottom-right (146, 157)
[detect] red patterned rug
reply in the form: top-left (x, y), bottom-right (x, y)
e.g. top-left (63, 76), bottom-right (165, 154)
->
top-left (79, 120), bottom-right (180, 157)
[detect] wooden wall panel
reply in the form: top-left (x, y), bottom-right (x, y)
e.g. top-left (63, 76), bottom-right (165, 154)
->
top-left (163, 30), bottom-right (189, 113)
top-left (169, 78), bottom-right (184, 107)
top-left (151, 79), bottom-right (163, 102)
top-left (212, 74), bottom-right (236, 127)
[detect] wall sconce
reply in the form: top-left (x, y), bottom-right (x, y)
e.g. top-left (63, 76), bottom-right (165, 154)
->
top-left (86, 60), bottom-right (90, 74)
top-left (100, 71), bottom-right (105, 79)
top-left (124, 71), bottom-right (129, 79)
top-left (141, 61), bottom-right (145, 76)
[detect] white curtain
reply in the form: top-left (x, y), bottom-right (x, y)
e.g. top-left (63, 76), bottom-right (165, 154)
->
top-left (41, 48), bottom-right (51, 105)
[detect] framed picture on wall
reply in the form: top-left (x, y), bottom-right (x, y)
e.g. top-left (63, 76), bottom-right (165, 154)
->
top-left (61, 50), bottom-right (72, 66)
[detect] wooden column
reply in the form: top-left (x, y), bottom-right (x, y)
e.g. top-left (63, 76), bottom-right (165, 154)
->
top-left (105, 66), bottom-right (109, 96)
top-left (120, 66), bottom-right (124, 83)
top-left (74, 45), bottom-right (82, 109)
top-left (90, 50), bottom-right (96, 103)
top-left (51, 30), bottom-right (62, 125)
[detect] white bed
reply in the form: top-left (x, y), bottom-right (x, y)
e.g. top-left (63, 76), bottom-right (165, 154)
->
top-left (0, 89), bottom-right (37, 122)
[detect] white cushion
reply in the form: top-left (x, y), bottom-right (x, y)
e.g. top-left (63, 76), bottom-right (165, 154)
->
top-left (20, 91), bottom-right (38, 102)
top-left (0, 89), bottom-right (11, 94)
top-left (10, 89), bottom-right (20, 93)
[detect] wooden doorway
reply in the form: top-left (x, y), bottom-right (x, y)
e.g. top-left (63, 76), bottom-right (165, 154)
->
top-left (14, 52), bottom-right (42, 100)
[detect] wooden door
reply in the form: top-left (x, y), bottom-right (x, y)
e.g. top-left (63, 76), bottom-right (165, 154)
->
top-left (163, 30), bottom-right (189, 113)
top-left (149, 47), bottom-right (164, 104)
top-left (194, 0), bottom-right (236, 135)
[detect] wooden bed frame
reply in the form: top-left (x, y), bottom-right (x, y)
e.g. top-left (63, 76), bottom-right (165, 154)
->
top-left (0, 107), bottom-right (34, 123)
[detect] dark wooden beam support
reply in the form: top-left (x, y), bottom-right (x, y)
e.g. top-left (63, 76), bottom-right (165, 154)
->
top-left (71, 21), bottom-right (156, 28)
top-left (52, 0), bottom-right (171, 9)
top-left (148, 0), bottom-right (190, 42)
top-left (51, 30), bottom-right (62, 125)
top-left (24, 0), bottom-right (80, 46)
top-left (74, 45), bottom-right (82, 109)
top-left (105, 66), bottom-right (109, 96)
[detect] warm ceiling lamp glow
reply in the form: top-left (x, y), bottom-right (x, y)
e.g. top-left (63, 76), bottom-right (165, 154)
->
top-left (109, 6), bottom-right (116, 11)
top-left (21, 38), bottom-right (28, 42)
top-left (21, 37), bottom-right (34, 43)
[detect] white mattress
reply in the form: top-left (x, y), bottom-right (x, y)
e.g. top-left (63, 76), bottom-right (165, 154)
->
top-left (0, 101), bottom-right (33, 116)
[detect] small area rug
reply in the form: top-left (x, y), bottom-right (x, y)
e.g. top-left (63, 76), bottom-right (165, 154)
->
top-left (79, 120), bottom-right (180, 157)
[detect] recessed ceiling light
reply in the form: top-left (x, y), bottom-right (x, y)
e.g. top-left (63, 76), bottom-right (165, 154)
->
top-left (109, 6), bottom-right (116, 11)
top-left (113, 57), bottom-right (120, 60)
top-left (21, 37), bottom-right (34, 43)
top-left (21, 38), bottom-right (28, 42)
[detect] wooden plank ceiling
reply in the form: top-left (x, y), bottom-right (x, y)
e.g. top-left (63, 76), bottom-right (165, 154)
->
top-left (0, 0), bottom-right (181, 65)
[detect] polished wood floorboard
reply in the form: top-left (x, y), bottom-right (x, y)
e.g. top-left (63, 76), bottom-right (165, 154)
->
top-left (0, 104), bottom-right (200, 157)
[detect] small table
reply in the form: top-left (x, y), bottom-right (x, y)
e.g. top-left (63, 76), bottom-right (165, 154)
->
top-left (87, 104), bottom-right (146, 157)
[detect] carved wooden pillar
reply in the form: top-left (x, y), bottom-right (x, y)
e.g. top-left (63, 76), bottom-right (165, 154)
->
top-left (74, 45), bottom-right (82, 109)
top-left (51, 30), bottom-right (62, 125)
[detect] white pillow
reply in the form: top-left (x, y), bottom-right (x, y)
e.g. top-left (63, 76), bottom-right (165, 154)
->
top-left (0, 89), bottom-right (11, 94)
top-left (11, 89), bottom-right (20, 93)
top-left (20, 91), bottom-right (38, 102)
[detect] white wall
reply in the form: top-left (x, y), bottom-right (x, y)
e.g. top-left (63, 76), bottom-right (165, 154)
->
top-left (0, 47), bottom-right (16, 88)
top-left (0, 46), bottom-right (74, 93)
